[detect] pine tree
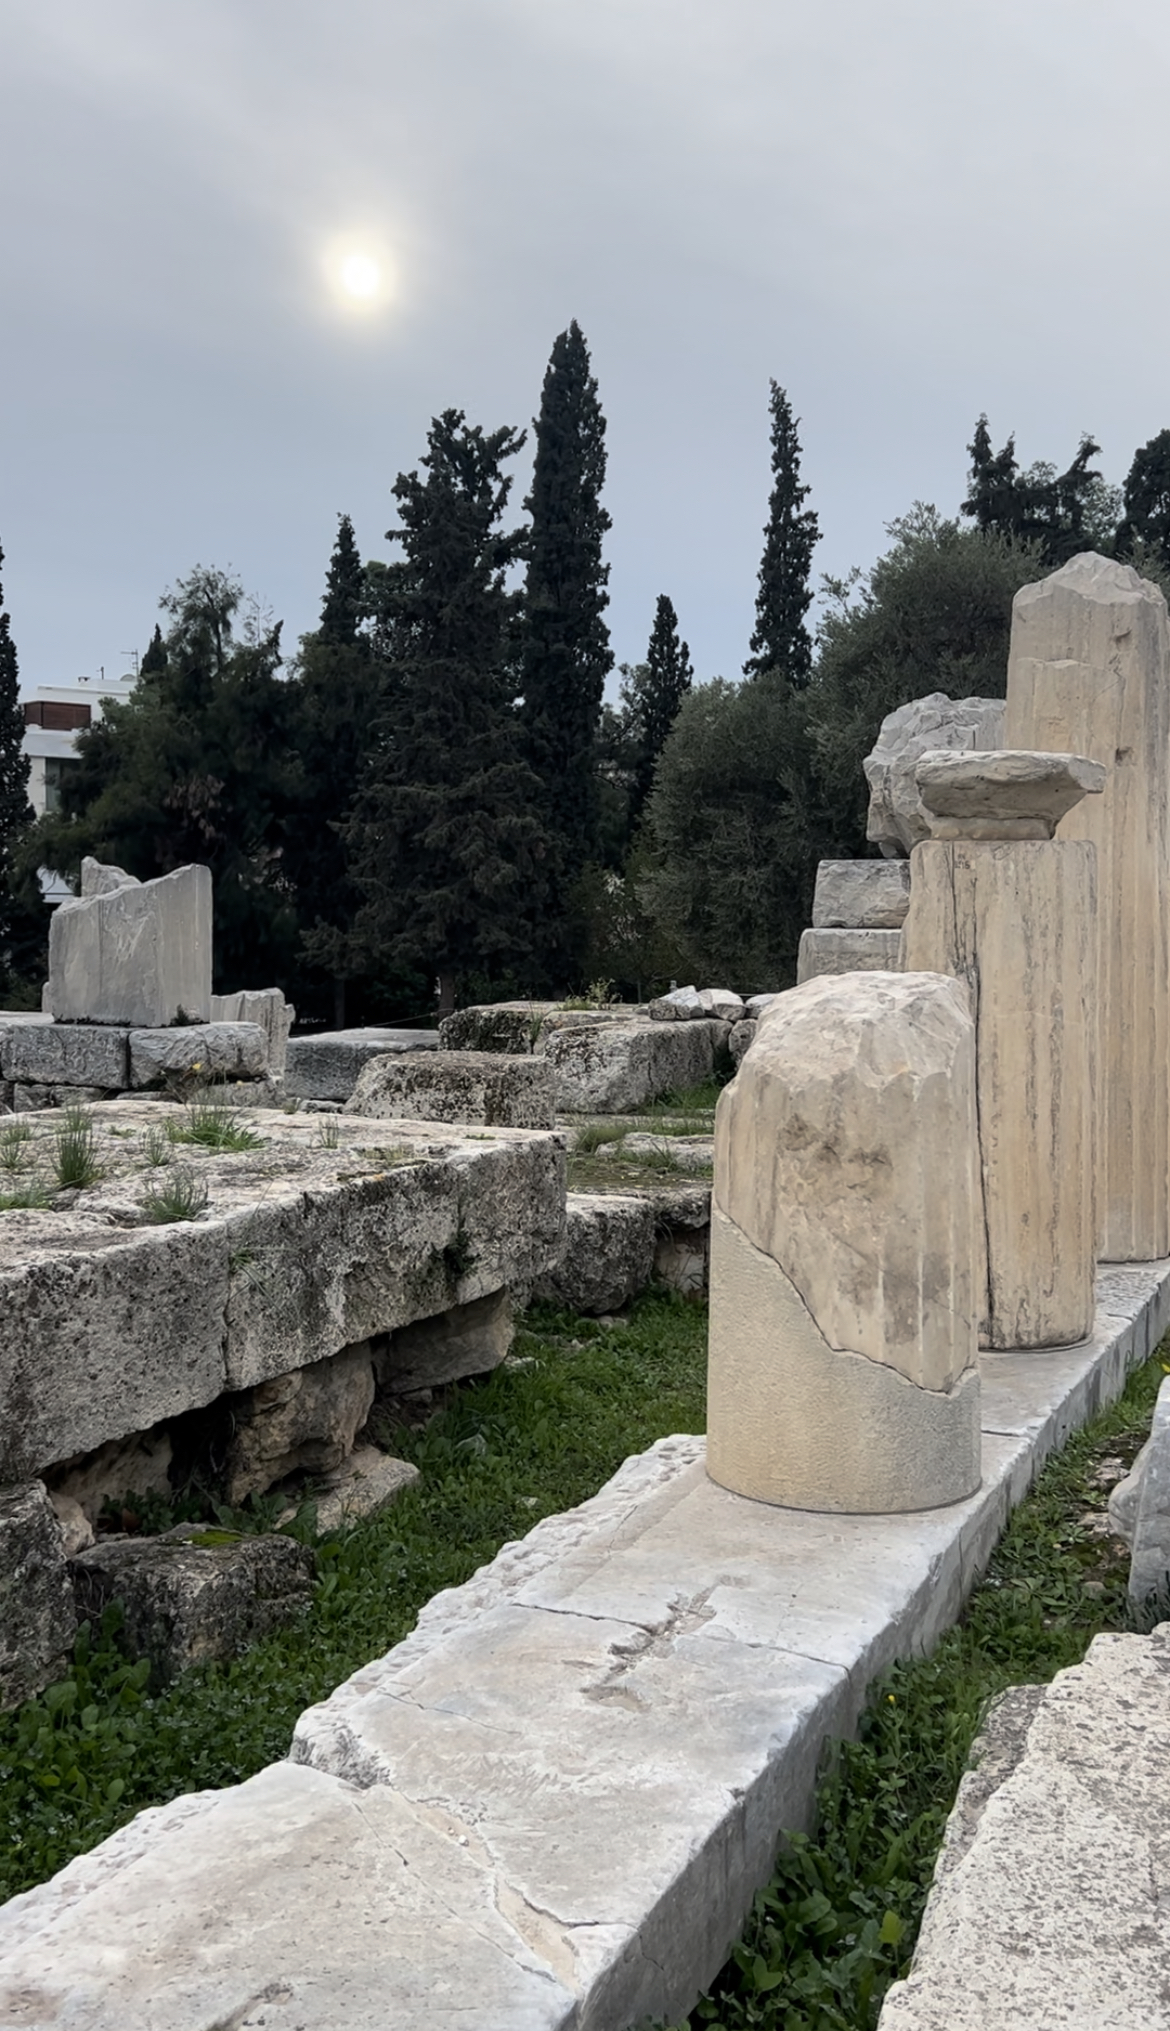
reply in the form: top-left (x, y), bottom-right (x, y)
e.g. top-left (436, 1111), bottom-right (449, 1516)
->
top-left (744, 382), bottom-right (820, 685)
top-left (1117, 429), bottom-right (1170, 571)
top-left (318, 513), bottom-right (365, 646)
top-left (140, 623), bottom-right (167, 677)
top-left (521, 321), bottom-right (612, 977)
top-left (962, 416), bottom-right (1119, 564)
top-left (344, 410), bottom-right (546, 1016)
top-left (622, 595), bottom-right (694, 830)
top-left (287, 518), bottom-right (385, 1025)
top-left (0, 543), bottom-right (33, 956)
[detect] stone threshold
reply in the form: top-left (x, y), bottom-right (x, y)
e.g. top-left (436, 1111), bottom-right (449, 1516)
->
top-left (2, 1260), bottom-right (1168, 2030)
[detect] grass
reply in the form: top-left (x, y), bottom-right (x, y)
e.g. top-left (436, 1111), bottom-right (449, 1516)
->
top-left (168, 1093), bottom-right (264, 1154)
top-left (0, 1291), bottom-right (706, 1903)
top-left (51, 1107), bottom-right (105, 1190)
top-left (140, 1163), bottom-right (209, 1225)
top-left (572, 1121), bottom-right (629, 1156)
top-left (640, 1078), bottom-right (724, 1117)
top-left (0, 1119), bottom-right (34, 1175)
top-left (140, 1121), bottom-right (172, 1168)
top-left (663, 1346), bottom-right (1167, 2031)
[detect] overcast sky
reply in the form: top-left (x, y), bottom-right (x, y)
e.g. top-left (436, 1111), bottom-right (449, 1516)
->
top-left (3, 0), bottom-right (1169, 695)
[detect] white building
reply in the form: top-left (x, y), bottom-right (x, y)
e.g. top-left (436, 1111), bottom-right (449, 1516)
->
top-left (22, 676), bottom-right (137, 818)
top-left (22, 676), bottom-right (137, 903)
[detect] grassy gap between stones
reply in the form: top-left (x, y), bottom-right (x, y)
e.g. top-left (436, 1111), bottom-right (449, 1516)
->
top-left (655, 1340), bottom-right (1168, 2031)
top-left (0, 1291), bottom-right (706, 1904)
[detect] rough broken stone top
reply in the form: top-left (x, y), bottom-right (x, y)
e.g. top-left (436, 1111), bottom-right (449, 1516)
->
top-left (913, 748), bottom-right (1106, 840)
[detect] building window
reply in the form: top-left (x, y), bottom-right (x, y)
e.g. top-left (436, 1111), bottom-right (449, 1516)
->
top-left (44, 757), bottom-right (78, 813)
top-left (23, 701), bottom-right (92, 732)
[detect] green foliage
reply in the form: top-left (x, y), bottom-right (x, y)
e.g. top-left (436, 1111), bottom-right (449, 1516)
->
top-left (0, 1117), bottom-right (34, 1174)
top-left (341, 410), bottom-right (547, 1014)
top-left (806, 508), bottom-right (1045, 842)
top-left (0, 1291), bottom-right (706, 1901)
top-left (673, 1350), bottom-right (1166, 2031)
top-left (640, 677), bottom-right (830, 987)
top-left (27, 566), bottom-right (300, 993)
top-left (317, 511), bottom-right (365, 647)
top-left (139, 1122), bottom-right (172, 1168)
top-left (622, 596), bottom-right (695, 833)
top-left (522, 321), bottom-right (613, 982)
top-left (744, 383), bottom-right (820, 686)
top-left (961, 414), bottom-right (1120, 565)
top-left (51, 1107), bottom-right (104, 1190)
top-left (1118, 428), bottom-right (1170, 572)
top-left (168, 1094), bottom-right (263, 1153)
top-left (140, 1163), bottom-right (209, 1224)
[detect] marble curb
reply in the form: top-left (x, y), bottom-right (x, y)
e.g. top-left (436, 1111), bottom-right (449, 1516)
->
top-left (1, 1260), bottom-right (1167, 2030)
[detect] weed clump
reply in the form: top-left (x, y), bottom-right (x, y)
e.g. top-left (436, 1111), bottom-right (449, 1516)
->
top-left (140, 1164), bottom-right (209, 1225)
top-left (52, 1107), bottom-right (104, 1190)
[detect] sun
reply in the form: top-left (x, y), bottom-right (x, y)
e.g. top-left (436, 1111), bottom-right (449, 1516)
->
top-left (326, 240), bottom-right (394, 316)
top-left (341, 252), bottom-right (380, 301)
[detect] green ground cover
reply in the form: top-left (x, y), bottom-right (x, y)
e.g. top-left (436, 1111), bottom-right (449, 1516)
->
top-left (0, 1292), bottom-right (706, 1904)
top-left (665, 1344), bottom-right (1166, 2031)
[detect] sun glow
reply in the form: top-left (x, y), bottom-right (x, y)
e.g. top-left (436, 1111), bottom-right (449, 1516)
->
top-left (326, 239), bottom-right (394, 315)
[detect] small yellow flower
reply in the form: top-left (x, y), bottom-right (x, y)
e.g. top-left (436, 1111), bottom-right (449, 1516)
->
top-left (887, 1694), bottom-right (896, 1704)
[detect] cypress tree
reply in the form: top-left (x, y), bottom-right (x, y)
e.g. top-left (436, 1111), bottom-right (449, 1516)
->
top-left (0, 543), bottom-right (33, 953)
top-left (318, 513), bottom-right (365, 646)
top-left (744, 382), bottom-right (820, 685)
top-left (521, 321), bottom-right (612, 976)
top-left (1117, 429), bottom-right (1170, 571)
top-left (962, 416), bottom-right (1116, 564)
top-left (344, 410), bottom-right (546, 1016)
top-left (140, 623), bottom-right (167, 677)
top-left (622, 594), bottom-right (694, 830)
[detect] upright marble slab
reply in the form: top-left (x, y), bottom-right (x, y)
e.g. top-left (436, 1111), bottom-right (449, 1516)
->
top-left (1004, 554), bottom-right (1170, 1261)
top-left (48, 863), bottom-right (212, 1028)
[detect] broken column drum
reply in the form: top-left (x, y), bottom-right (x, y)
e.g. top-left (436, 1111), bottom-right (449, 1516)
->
top-left (1004, 553), bottom-right (1170, 1262)
top-left (707, 971), bottom-right (981, 1514)
top-left (902, 748), bottom-right (1103, 1351)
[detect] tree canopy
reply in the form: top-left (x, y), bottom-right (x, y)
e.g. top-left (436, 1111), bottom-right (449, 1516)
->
top-left (962, 416), bottom-right (1120, 565)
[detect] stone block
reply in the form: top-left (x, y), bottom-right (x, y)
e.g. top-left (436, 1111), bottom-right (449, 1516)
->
top-left (902, 839), bottom-right (1098, 1349)
top-left (210, 988), bottom-right (293, 1076)
top-left (533, 1193), bottom-right (657, 1314)
top-left (12, 1083), bottom-right (116, 1112)
top-left (796, 927), bottom-right (903, 982)
top-left (383, 1289), bottom-right (514, 1391)
top-left (310, 1447), bottom-right (420, 1532)
top-left (348, 1048), bottom-right (557, 1130)
top-left (915, 747), bottom-right (1105, 839)
top-left (812, 859), bottom-right (911, 929)
top-left (878, 1628), bottom-right (1170, 2031)
top-left (1108, 1374), bottom-right (1170, 1608)
top-left (708, 972), bottom-right (982, 1512)
top-left (129, 1021), bottom-right (268, 1089)
top-left (1005, 552), bottom-right (1170, 1261)
top-left (653, 1218), bottom-right (709, 1296)
top-left (438, 1003), bottom-right (556, 1054)
top-left (221, 1343), bottom-right (376, 1504)
top-left (698, 988), bottom-right (744, 1019)
top-left (284, 1027), bottom-right (441, 1102)
top-left (48, 863), bottom-right (212, 1027)
top-left (80, 856), bottom-right (136, 897)
top-left (47, 1426), bottom-right (174, 1528)
top-left (729, 1019), bottom-right (756, 1065)
top-left (542, 1017), bottom-right (725, 1112)
top-left (2, 1021), bottom-right (130, 1087)
top-left (647, 985), bottom-right (706, 1020)
top-left (0, 1480), bottom-right (77, 1709)
top-left (72, 1526), bottom-right (315, 1678)
top-left (863, 694), bottom-right (1006, 856)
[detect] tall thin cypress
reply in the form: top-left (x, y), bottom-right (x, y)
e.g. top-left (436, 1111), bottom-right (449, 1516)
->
top-left (744, 382), bottom-right (820, 686)
top-left (0, 543), bottom-right (33, 950)
top-left (623, 594), bottom-right (694, 829)
top-left (522, 322), bottom-right (612, 977)
top-left (319, 513), bottom-right (365, 646)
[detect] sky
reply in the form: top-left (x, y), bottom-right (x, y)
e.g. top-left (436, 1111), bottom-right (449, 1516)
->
top-left (3, 0), bottom-right (1169, 696)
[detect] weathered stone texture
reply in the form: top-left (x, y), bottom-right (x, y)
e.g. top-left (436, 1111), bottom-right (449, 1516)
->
top-left (902, 839), bottom-right (1098, 1349)
top-left (310, 1448), bottom-right (420, 1532)
top-left (863, 694), bottom-right (1006, 855)
top-left (542, 1017), bottom-right (726, 1111)
top-left (879, 1628), bottom-right (1170, 2031)
top-left (915, 747), bottom-right (1105, 839)
top-left (1005, 553), bottom-right (1170, 1261)
top-left (284, 1027), bottom-right (441, 1102)
top-left (0, 1481), bottom-right (77, 1708)
top-left (128, 1021), bottom-right (268, 1089)
top-left (72, 1527), bottom-right (315, 1678)
top-left (48, 862), bottom-right (212, 1026)
top-left (812, 859), bottom-right (911, 929)
top-left (1107, 1374), bottom-right (1170, 1608)
top-left (708, 973), bottom-right (981, 1512)
top-left (533, 1193), bottom-right (657, 1314)
top-left (2, 1021), bottom-right (130, 1088)
top-left (210, 988), bottom-right (293, 1076)
top-left (221, 1343), bottom-right (377, 1503)
top-left (383, 1290), bottom-right (515, 1392)
top-left (348, 1048), bottom-right (557, 1129)
top-left (438, 1003), bottom-right (556, 1054)
top-left (729, 1018), bottom-right (756, 1065)
top-left (796, 928), bottom-right (903, 982)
